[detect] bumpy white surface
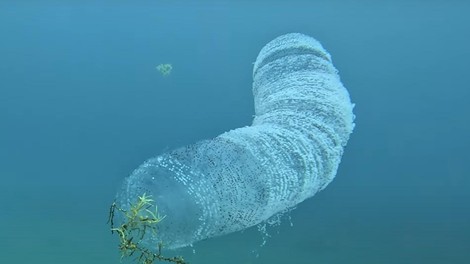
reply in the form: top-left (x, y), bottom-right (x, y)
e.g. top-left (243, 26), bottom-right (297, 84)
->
top-left (116, 33), bottom-right (355, 249)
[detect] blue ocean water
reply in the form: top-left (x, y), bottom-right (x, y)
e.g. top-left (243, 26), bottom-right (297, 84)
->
top-left (0, 1), bottom-right (469, 263)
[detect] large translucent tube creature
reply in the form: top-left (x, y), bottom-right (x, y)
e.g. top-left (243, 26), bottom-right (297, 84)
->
top-left (115, 33), bottom-right (355, 249)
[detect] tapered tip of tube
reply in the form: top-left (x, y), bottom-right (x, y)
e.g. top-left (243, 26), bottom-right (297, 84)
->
top-left (253, 33), bottom-right (331, 78)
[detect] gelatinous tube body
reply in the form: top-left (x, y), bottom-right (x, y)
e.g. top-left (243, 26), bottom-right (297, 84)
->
top-left (115, 33), bottom-right (355, 249)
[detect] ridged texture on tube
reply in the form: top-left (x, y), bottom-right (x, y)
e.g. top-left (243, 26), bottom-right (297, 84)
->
top-left (116, 33), bottom-right (355, 249)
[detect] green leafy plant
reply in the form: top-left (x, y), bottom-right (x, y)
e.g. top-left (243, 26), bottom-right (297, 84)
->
top-left (108, 194), bottom-right (187, 264)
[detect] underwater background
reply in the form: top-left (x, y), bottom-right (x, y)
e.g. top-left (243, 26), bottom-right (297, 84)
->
top-left (0, 0), bottom-right (469, 263)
